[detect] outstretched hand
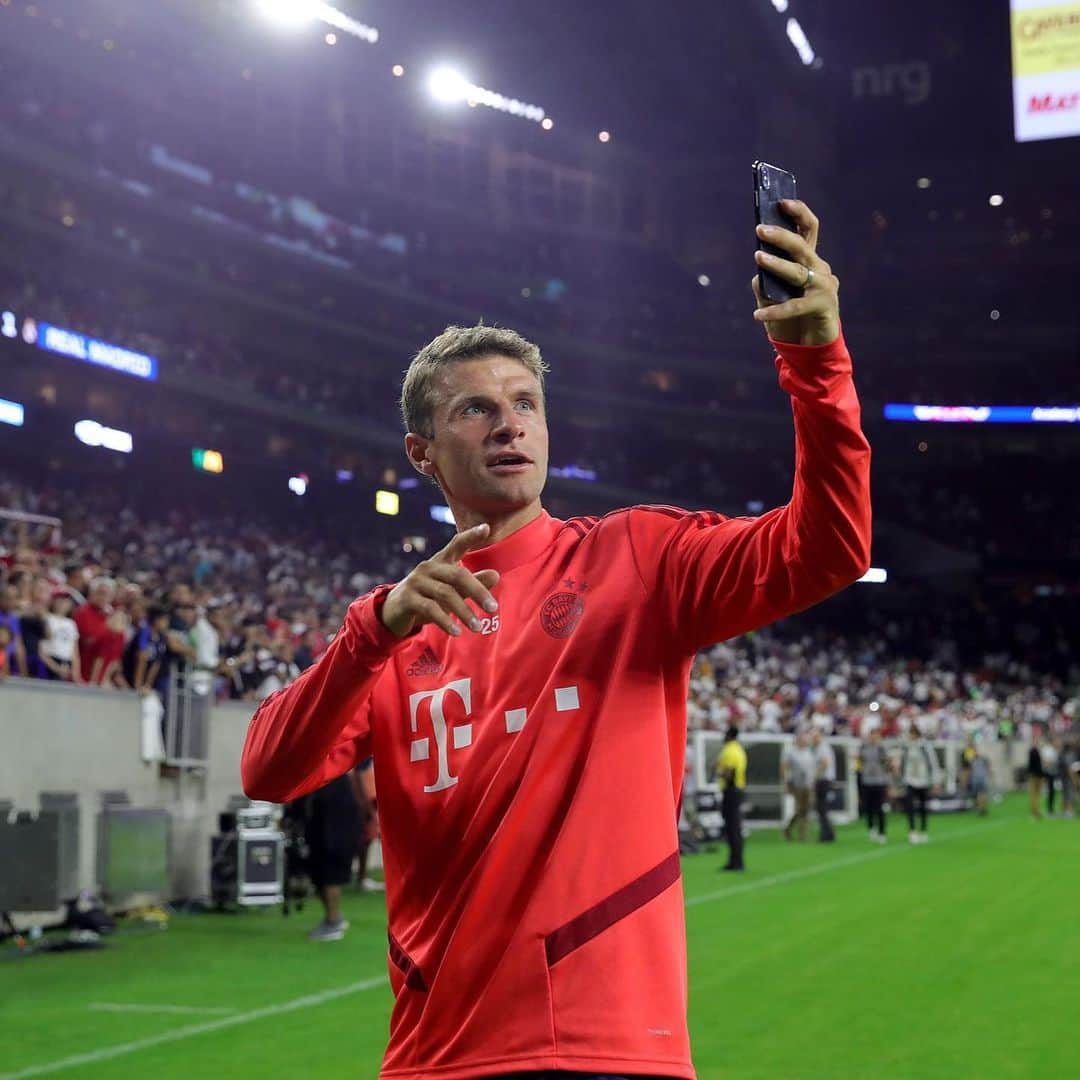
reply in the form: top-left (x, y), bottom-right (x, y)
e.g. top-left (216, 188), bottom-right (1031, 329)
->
top-left (751, 199), bottom-right (840, 347)
top-left (381, 523), bottom-right (500, 639)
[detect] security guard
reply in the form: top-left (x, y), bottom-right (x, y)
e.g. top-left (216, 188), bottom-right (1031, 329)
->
top-left (717, 725), bottom-right (748, 872)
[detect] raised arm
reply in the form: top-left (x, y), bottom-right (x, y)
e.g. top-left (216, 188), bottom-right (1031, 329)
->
top-left (627, 201), bottom-right (871, 654)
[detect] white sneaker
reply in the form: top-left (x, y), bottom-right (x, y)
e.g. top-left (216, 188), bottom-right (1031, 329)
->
top-left (908, 831), bottom-right (919, 844)
top-left (868, 830), bottom-right (879, 842)
top-left (874, 833), bottom-right (888, 844)
top-left (361, 877), bottom-right (386, 893)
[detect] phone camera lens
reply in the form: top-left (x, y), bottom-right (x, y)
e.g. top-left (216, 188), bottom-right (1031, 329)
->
top-left (760, 166), bottom-right (770, 189)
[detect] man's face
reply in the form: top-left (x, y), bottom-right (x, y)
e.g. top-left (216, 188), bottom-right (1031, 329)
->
top-left (90, 583), bottom-right (113, 608)
top-left (407, 356), bottom-right (549, 517)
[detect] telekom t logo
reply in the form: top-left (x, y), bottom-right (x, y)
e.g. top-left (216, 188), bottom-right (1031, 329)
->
top-left (409, 677), bottom-right (580, 794)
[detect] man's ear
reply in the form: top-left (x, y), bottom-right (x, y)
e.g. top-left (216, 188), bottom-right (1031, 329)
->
top-left (404, 433), bottom-right (434, 478)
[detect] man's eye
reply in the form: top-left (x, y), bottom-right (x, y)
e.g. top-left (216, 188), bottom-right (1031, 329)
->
top-left (463, 404), bottom-right (485, 415)
top-left (516, 400), bottom-right (534, 411)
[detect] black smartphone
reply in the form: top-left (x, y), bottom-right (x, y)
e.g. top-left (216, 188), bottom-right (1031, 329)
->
top-left (753, 160), bottom-right (801, 303)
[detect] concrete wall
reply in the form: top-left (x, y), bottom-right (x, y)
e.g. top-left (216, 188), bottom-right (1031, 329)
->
top-left (0, 677), bottom-right (254, 903)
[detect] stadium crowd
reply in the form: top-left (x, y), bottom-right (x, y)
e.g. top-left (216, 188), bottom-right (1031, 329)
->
top-left (2, 478), bottom-right (1076, 752)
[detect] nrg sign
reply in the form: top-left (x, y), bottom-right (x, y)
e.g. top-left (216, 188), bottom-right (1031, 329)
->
top-left (852, 61), bottom-right (932, 106)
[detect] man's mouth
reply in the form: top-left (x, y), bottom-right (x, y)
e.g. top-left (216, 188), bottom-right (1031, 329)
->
top-left (487, 452), bottom-right (532, 474)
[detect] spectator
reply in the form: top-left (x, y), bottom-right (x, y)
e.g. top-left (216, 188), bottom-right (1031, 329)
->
top-left (781, 730), bottom-right (815, 842)
top-left (18, 577), bottom-right (51, 679)
top-left (1042, 737), bottom-right (1060, 816)
top-left (858, 728), bottom-right (891, 843)
top-left (901, 725), bottom-right (940, 843)
top-left (1027, 733), bottom-right (1045, 820)
top-left (810, 729), bottom-right (837, 843)
top-left (41, 591), bottom-right (81, 683)
top-left (0, 583), bottom-right (27, 677)
top-left (73, 577), bottom-right (125, 685)
top-left (121, 604), bottom-right (171, 693)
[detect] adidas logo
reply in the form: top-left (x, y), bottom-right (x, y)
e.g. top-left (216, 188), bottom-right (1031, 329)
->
top-left (406, 646), bottom-right (443, 678)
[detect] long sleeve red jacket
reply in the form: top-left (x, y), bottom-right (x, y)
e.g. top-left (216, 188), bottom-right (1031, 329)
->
top-left (242, 333), bottom-right (872, 1079)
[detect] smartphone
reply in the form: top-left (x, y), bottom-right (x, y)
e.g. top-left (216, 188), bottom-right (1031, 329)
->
top-left (753, 160), bottom-right (801, 303)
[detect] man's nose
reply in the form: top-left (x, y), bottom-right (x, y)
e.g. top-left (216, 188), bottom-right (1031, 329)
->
top-left (490, 405), bottom-right (523, 439)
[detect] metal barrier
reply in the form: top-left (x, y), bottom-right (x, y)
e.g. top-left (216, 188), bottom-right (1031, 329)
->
top-left (164, 661), bottom-right (211, 767)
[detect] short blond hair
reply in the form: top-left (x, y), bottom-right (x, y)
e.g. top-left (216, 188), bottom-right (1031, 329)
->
top-left (400, 323), bottom-right (549, 437)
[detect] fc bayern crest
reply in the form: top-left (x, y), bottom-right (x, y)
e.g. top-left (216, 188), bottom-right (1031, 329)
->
top-left (540, 589), bottom-right (585, 638)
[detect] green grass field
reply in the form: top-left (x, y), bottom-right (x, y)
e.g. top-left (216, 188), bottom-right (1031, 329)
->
top-left (4, 794), bottom-right (1076, 1079)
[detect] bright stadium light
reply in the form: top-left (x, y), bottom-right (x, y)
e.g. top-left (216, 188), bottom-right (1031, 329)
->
top-left (428, 66), bottom-right (547, 123)
top-left (74, 419), bottom-right (133, 454)
top-left (254, 0), bottom-right (315, 27)
top-left (858, 567), bottom-right (888, 584)
top-left (786, 18), bottom-right (816, 66)
top-left (429, 67), bottom-right (471, 104)
top-left (0, 397), bottom-right (25, 427)
top-left (288, 473), bottom-right (309, 496)
top-left (252, 0), bottom-right (378, 44)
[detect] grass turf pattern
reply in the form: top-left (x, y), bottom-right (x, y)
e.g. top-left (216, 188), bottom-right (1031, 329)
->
top-left (3, 795), bottom-right (1075, 1079)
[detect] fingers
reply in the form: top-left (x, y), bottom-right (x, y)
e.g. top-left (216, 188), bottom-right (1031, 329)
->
top-left (427, 562), bottom-right (500, 616)
top-left (779, 198), bottom-right (819, 250)
top-left (752, 294), bottom-right (821, 323)
top-left (418, 577), bottom-right (484, 633)
top-left (756, 222), bottom-right (821, 268)
top-left (754, 249), bottom-right (814, 288)
top-left (435, 522), bottom-right (492, 564)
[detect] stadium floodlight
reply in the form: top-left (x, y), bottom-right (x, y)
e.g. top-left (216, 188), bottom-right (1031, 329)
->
top-left (429, 67), bottom-right (471, 104)
top-left (254, 0), bottom-right (315, 27)
top-left (989, 194), bottom-right (1004, 207)
top-left (427, 66), bottom-right (547, 124)
top-left (252, 0), bottom-right (378, 44)
top-left (785, 18), bottom-right (816, 65)
top-left (288, 473), bottom-right (309, 496)
top-left (74, 419), bottom-right (133, 454)
top-left (0, 397), bottom-right (25, 427)
top-left (858, 567), bottom-right (888, 584)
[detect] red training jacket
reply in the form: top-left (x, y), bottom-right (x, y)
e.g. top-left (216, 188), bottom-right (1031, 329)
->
top-left (242, 333), bottom-right (872, 1079)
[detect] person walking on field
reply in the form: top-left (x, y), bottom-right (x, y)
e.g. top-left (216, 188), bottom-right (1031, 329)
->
top-left (1028, 732), bottom-right (1046, 820)
top-left (242, 199), bottom-right (871, 1080)
top-left (781, 729), bottom-right (816, 841)
top-left (858, 728), bottom-right (891, 842)
top-left (810, 729), bottom-right (836, 842)
top-left (901, 724), bottom-right (940, 844)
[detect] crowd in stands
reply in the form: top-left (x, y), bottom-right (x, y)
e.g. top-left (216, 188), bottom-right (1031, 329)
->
top-left (3, 478), bottom-right (1076, 752)
top-left (687, 629), bottom-right (1077, 745)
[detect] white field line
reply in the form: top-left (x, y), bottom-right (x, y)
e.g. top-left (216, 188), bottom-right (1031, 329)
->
top-left (87, 1003), bottom-right (237, 1016)
top-left (686, 819), bottom-right (1008, 908)
top-left (1, 976), bottom-right (388, 1079)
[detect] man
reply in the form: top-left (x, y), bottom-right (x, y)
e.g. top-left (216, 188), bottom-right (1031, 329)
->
top-left (73, 577), bottom-right (126, 685)
top-left (781, 729), bottom-right (815, 842)
top-left (810, 729), bottom-right (836, 842)
top-left (901, 724), bottom-right (940, 843)
top-left (716, 726), bottom-right (748, 872)
top-left (121, 604), bottom-right (171, 693)
top-left (0, 582), bottom-right (28, 677)
top-left (969, 741), bottom-right (992, 817)
top-left (1027, 732), bottom-right (1045, 820)
top-left (858, 728), bottom-right (891, 842)
top-left (243, 200), bottom-right (871, 1080)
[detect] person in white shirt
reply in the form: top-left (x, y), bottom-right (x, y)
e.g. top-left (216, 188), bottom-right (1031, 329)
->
top-left (781, 730), bottom-right (816, 842)
top-left (901, 724), bottom-right (941, 843)
top-left (810, 729), bottom-right (837, 842)
top-left (41, 592), bottom-right (81, 683)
